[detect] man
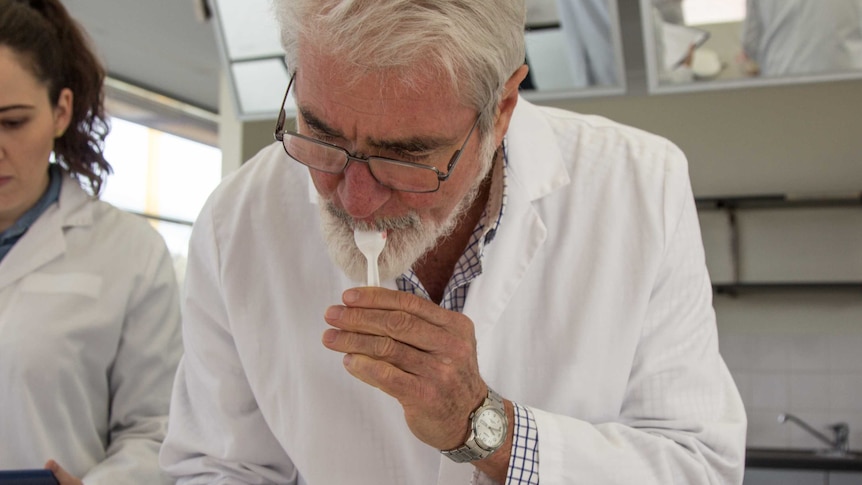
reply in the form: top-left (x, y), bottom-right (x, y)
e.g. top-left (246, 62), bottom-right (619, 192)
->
top-left (160, 1), bottom-right (746, 483)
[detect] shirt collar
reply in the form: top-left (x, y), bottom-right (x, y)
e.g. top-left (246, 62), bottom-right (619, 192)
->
top-left (396, 147), bottom-right (509, 310)
top-left (0, 164), bottom-right (63, 243)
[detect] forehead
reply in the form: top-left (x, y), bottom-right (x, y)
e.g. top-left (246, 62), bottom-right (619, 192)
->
top-left (0, 46), bottom-right (48, 105)
top-left (293, 52), bottom-right (473, 135)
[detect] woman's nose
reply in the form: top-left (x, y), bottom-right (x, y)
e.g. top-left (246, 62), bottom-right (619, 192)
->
top-left (336, 159), bottom-right (391, 220)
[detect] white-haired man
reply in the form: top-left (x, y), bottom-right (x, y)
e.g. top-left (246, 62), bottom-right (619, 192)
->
top-left (161, 1), bottom-right (746, 483)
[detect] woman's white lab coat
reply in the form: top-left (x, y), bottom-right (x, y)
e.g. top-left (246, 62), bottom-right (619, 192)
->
top-left (162, 98), bottom-right (746, 484)
top-left (0, 174), bottom-right (182, 484)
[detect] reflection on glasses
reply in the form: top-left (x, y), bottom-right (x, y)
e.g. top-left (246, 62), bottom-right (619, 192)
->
top-left (273, 73), bottom-right (482, 193)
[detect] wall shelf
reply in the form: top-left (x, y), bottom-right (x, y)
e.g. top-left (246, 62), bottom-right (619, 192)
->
top-left (695, 193), bottom-right (862, 295)
top-left (696, 193), bottom-right (862, 211)
top-left (714, 282), bottom-right (862, 296)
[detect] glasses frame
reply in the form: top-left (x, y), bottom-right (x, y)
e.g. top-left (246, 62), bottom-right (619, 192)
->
top-left (274, 73), bottom-right (482, 193)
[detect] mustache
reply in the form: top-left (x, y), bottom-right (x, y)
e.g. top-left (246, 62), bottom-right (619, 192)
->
top-left (324, 202), bottom-right (421, 232)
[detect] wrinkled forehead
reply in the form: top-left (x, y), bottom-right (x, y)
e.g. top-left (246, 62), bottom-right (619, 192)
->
top-left (293, 31), bottom-right (472, 99)
top-left (292, 45), bottom-right (465, 114)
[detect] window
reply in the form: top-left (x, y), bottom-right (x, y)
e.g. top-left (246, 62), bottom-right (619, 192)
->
top-left (101, 117), bottom-right (222, 282)
top-left (683, 0), bottom-right (746, 25)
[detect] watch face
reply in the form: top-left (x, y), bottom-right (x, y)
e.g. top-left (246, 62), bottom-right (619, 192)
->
top-left (474, 408), bottom-right (506, 450)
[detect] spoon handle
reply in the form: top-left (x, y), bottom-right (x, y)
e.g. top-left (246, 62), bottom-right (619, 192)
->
top-left (367, 258), bottom-right (380, 286)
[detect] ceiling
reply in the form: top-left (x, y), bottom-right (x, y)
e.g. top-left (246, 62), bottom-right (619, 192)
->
top-left (61, 0), bottom-right (223, 145)
top-left (63, 0), bottom-right (222, 112)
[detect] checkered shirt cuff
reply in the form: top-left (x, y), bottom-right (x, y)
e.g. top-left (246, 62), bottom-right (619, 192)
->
top-left (507, 402), bottom-right (539, 484)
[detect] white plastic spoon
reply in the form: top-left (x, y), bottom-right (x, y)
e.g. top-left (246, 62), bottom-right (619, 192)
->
top-left (353, 229), bottom-right (387, 286)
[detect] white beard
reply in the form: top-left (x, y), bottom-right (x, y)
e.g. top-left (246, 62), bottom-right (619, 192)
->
top-left (319, 137), bottom-right (497, 284)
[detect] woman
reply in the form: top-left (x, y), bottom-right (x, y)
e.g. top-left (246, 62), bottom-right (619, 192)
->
top-left (0, 1), bottom-right (182, 483)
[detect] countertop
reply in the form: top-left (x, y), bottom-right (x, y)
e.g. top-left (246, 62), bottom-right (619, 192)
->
top-left (746, 448), bottom-right (862, 471)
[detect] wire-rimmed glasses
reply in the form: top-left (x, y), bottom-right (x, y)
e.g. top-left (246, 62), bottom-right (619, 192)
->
top-left (273, 73), bottom-right (482, 193)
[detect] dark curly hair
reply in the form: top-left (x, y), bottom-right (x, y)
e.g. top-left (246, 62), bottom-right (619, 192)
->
top-left (0, 0), bottom-right (112, 195)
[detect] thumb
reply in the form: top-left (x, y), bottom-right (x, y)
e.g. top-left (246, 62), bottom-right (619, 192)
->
top-left (44, 460), bottom-right (82, 485)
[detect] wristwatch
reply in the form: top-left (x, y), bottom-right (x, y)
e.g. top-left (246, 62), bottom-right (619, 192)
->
top-left (441, 387), bottom-right (508, 463)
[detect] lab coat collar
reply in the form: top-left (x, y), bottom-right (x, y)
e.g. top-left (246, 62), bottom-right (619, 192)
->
top-left (504, 96), bottom-right (571, 201)
top-left (459, 97), bottom-right (568, 342)
top-left (0, 175), bottom-right (94, 289)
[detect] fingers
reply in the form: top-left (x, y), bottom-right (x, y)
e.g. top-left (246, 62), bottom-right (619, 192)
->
top-left (340, 287), bottom-right (458, 330)
top-left (44, 460), bottom-right (81, 485)
top-left (323, 328), bottom-right (444, 376)
top-left (341, 353), bottom-right (423, 399)
top-left (324, 305), bottom-right (449, 352)
top-left (326, 287), bottom-right (476, 346)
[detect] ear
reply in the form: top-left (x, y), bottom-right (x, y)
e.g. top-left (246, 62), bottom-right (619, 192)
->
top-left (491, 64), bottom-right (529, 147)
top-left (52, 88), bottom-right (73, 138)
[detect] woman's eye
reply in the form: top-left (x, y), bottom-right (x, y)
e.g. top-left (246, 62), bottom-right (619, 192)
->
top-left (0, 118), bottom-right (27, 129)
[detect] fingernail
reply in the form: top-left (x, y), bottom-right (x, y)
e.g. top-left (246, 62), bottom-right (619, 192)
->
top-left (322, 329), bottom-right (337, 344)
top-left (343, 289), bottom-right (360, 303)
top-left (325, 306), bottom-right (343, 320)
top-left (343, 354), bottom-right (353, 367)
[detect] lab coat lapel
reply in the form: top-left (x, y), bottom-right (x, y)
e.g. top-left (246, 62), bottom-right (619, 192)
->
top-left (462, 96), bottom-right (568, 342)
top-left (0, 177), bottom-right (91, 289)
top-left (461, 176), bottom-right (547, 342)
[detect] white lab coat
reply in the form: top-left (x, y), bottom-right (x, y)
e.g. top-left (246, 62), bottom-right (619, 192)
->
top-left (0, 175), bottom-right (182, 484)
top-left (161, 98), bottom-right (747, 484)
top-left (743, 0), bottom-right (862, 76)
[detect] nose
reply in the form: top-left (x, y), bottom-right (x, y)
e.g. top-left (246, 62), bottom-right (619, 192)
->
top-left (336, 158), bottom-right (392, 221)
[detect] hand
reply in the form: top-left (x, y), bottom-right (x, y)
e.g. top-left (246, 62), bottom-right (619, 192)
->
top-left (44, 460), bottom-right (83, 485)
top-left (736, 52), bottom-right (760, 76)
top-left (322, 287), bottom-right (487, 450)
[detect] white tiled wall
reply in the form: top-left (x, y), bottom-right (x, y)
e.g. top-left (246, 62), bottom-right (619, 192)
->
top-left (700, 207), bottom-right (862, 451)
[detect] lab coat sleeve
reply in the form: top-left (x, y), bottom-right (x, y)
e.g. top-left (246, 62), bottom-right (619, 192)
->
top-left (81, 227), bottom-right (183, 484)
top-left (528, 143), bottom-right (746, 484)
top-left (159, 200), bottom-right (298, 484)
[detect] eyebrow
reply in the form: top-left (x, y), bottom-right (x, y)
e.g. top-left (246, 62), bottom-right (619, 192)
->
top-left (299, 107), bottom-right (346, 140)
top-left (298, 106), bottom-right (457, 154)
top-left (0, 104), bottom-right (35, 113)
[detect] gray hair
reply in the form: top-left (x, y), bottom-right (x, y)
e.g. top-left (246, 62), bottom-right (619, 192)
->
top-left (273, 0), bottom-right (526, 136)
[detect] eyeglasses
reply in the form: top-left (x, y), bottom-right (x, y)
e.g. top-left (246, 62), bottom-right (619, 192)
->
top-left (274, 73), bottom-right (482, 193)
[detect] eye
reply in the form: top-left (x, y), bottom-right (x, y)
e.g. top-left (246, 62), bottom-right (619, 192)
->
top-left (382, 147), bottom-right (434, 163)
top-left (304, 126), bottom-right (338, 144)
top-left (0, 118), bottom-right (27, 129)
top-left (314, 132), bottom-right (338, 143)
top-left (393, 150), bottom-right (428, 162)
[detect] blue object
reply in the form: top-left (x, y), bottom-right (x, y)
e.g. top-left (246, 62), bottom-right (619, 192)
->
top-left (0, 470), bottom-right (59, 485)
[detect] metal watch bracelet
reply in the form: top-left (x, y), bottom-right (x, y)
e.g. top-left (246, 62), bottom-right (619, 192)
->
top-left (441, 387), bottom-right (507, 463)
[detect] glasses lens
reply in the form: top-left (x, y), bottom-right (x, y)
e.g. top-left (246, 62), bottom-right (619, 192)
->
top-left (281, 133), bottom-right (441, 192)
top-left (283, 133), bottom-right (347, 173)
top-left (368, 158), bottom-right (439, 193)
